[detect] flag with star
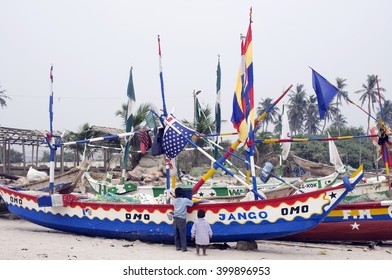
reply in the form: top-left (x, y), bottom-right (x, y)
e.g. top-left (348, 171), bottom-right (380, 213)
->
top-left (162, 115), bottom-right (195, 159)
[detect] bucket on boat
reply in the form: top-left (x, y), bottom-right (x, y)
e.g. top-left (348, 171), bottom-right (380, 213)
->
top-left (260, 162), bottom-right (274, 183)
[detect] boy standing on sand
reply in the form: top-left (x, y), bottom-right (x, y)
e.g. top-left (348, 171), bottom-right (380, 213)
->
top-left (173, 187), bottom-right (197, 252)
top-left (191, 209), bottom-right (212, 256)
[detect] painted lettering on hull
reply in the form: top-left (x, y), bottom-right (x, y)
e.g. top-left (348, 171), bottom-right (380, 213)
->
top-left (342, 209), bottom-right (373, 220)
top-left (281, 205), bottom-right (309, 215)
top-left (219, 211), bottom-right (268, 221)
top-left (125, 213), bottom-right (150, 221)
top-left (9, 196), bottom-right (23, 205)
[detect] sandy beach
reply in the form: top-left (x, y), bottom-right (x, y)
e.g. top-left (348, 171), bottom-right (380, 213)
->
top-left (1, 213), bottom-right (392, 280)
top-left (2, 213), bottom-right (392, 260)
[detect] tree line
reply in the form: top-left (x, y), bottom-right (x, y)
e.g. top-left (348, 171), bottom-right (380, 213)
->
top-left (1, 74), bottom-right (391, 173)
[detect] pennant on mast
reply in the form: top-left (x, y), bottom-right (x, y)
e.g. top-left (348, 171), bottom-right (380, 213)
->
top-left (123, 67), bottom-right (136, 170)
top-left (215, 56), bottom-right (221, 135)
top-left (311, 68), bottom-right (339, 120)
top-left (214, 56), bottom-right (222, 159)
top-left (126, 67), bottom-right (136, 133)
top-left (158, 35), bottom-right (168, 116)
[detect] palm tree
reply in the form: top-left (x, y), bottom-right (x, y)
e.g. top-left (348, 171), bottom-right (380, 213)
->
top-left (334, 77), bottom-right (349, 108)
top-left (272, 113), bottom-right (282, 134)
top-left (115, 102), bottom-right (156, 160)
top-left (334, 77), bottom-right (348, 135)
top-left (63, 123), bottom-right (109, 165)
top-left (256, 97), bottom-right (280, 133)
top-left (115, 102), bottom-right (155, 131)
top-left (304, 95), bottom-right (321, 134)
top-left (0, 84), bottom-right (11, 108)
top-left (320, 102), bottom-right (339, 133)
top-left (355, 75), bottom-right (386, 132)
top-left (377, 99), bottom-right (392, 128)
top-left (330, 112), bottom-right (348, 131)
top-left (182, 104), bottom-right (215, 167)
top-left (287, 84), bottom-right (307, 135)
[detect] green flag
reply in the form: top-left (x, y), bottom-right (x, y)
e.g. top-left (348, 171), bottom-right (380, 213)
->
top-left (126, 67), bottom-right (136, 133)
top-left (214, 57), bottom-right (221, 159)
top-left (123, 67), bottom-right (136, 169)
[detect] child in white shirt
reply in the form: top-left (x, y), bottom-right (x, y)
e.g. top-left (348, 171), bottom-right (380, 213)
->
top-left (191, 209), bottom-right (212, 255)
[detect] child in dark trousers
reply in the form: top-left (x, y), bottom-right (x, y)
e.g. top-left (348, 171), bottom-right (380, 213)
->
top-left (191, 209), bottom-right (212, 256)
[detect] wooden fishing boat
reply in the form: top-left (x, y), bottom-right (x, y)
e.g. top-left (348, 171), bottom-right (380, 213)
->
top-left (12, 158), bottom-right (89, 193)
top-left (290, 153), bottom-right (337, 177)
top-left (278, 199), bottom-right (392, 242)
top-left (84, 171), bottom-right (138, 195)
top-left (0, 169), bottom-right (362, 243)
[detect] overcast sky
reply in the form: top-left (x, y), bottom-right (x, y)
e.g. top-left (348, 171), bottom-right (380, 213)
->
top-left (0, 0), bottom-right (391, 136)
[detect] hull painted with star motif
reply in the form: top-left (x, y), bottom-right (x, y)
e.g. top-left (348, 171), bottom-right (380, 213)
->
top-left (0, 181), bottom-right (354, 243)
top-left (278, 200), bottom-right (392, 242)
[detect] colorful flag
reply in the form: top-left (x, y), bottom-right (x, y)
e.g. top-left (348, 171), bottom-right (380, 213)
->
top-left (311, 68), bottom-right (339, 119)
top-left (37, 194), bottom-right (79, 207)
top-left (231, 19), bottom-right (254, 143)
top-left (162, 115), bottom-right (195, 159)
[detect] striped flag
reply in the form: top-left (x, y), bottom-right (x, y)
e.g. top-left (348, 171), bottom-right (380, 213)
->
top-left (231, 17), bottom-right (254, 143)
top-left (158, 35), bottom-right (168, 116)
top-left (137, 129), bottom-right (152, 154)
top-left (37, 194), bottom-right (79, 207)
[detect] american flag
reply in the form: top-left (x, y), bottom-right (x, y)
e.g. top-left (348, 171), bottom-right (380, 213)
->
top-left (162, 115), bottom-right (195, 159)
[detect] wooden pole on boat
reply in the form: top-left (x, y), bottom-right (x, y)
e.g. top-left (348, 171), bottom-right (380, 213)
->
top-left (376, 75), bottom-right (391, 188)
top-left (157, 35), bottom-right (172, 192)
top-left (256, 134), bottom-right (381, 144)
top-left (48, 65), bottom-right (56, 194)
top-left (192, 84), bottom-right (293, 194)
top-left (162, 115), bottom-right (265, 199)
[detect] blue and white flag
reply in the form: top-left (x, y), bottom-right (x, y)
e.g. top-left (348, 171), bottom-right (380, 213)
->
top-left (162, 115), bottom-right (195, 159)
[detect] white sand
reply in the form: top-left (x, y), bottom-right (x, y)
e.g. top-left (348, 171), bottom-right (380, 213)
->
top-left (1, 214), bottom-right (392, 280)
top-left (1, 214), bottom-right (391, 261)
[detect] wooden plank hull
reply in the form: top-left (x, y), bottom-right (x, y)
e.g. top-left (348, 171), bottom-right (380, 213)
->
top-left (0, 181), bottom-right (354, 244)
top-left (279, 201), bottom-right (392, 242)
